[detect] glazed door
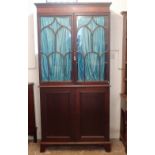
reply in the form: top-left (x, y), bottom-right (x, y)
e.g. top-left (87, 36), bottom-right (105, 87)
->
top-left (40, 16), bottom-right (73, 82)
top-left (75, 15), bottom-right (109, 82)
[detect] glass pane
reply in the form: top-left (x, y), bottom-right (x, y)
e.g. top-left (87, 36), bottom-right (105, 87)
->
top-left (77, 16), bottom-right (107, 81)
top-left (40, 16), bottom-right (72, 81)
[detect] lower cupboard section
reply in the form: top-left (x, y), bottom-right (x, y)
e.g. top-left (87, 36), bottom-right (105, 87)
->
top-left (40, 85), bottom-right (111, 152)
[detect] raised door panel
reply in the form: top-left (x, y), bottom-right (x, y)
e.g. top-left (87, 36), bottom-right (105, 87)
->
top-left (77, 87), bottom-right (109, 141)
top-left (40, 88), bottom-right (75, 141)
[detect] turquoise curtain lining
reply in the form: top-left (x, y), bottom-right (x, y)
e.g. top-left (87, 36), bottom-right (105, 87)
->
top-left (40, 16), bottom-right (106, 82)
top-left (40, 16), bottom-right (72, 81)
top-left (77, 16), bottom-right (106, 81)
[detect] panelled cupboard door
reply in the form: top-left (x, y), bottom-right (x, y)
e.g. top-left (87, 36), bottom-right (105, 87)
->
top-left (76, 87), bottom-right (109, 141)
top-left (40, 87), bottom-right (76, 141)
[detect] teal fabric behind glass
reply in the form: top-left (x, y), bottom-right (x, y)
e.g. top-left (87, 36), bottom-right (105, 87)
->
top-left (77, 16), bottom-right (106, 81)
top-left (40, 16), bottom-right (71, 81)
